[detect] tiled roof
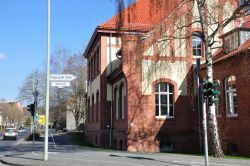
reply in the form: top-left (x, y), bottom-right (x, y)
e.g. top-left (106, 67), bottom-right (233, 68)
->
top-left (98, 0), bottom-right (170, 32)
top-left (242, 16), bottom-right (250, 28)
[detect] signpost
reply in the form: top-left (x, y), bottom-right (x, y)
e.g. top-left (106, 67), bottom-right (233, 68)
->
top-left (50, 74), bottom-right (76, 82)
top-left (50, 74), bottom-right (76, 88)
top-left (51, 82), bottom-right (70, 88)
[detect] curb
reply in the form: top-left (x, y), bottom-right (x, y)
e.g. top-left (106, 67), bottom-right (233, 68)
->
top-left (0, 158), bottom-right (28, 166)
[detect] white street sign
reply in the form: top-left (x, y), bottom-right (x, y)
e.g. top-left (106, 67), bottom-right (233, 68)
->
top-left (51, 81), bottom-right (70, 87)
top-left (50, 74), bottom-right (76, 82)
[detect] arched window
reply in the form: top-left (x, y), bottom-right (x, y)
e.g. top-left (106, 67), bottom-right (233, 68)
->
top-left (155, 83), bottom-right (174, 118)
top-left (225, 75), bottom-right (237, 116)
top-left (192, 36), bottom-right (202, 57)
top-left (96, 91), bottom-right (99, 122)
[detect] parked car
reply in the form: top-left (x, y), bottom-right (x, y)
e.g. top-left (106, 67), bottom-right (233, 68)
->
top-left (3, 128), bottom-right (18, 140)
top-left (18, 127), bottom-right (26, 133)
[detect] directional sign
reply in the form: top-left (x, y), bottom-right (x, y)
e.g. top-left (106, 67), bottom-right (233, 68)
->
top-left (50, 74), bottom-right (76, 82)
top-left (34, 113), bottom-right (39, 122)
top-left (38, 115), bottom-right (46, 126)
top-left (51, 82), bottom-right (70, 87)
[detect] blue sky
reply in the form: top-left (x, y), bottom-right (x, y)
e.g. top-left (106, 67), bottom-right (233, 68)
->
top-left (0, 0), bottom-right (117, 101)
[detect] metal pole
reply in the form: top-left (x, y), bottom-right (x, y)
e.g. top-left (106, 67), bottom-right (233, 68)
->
top-left (31, 76), bottom-right (34, 134)
top-left (203, 98), bottom-right (209, 166)
top-left (44, 0), bottom-right (50, 161)
top-left (196, 58), bottom-right (202, 153)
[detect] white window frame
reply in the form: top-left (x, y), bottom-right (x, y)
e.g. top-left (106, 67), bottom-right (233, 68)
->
top-left (192, 36), bottom-right (202, 57)
top-left (225, 76), bottom-right (238, 117)
top-left (155, 83), bottom-right (174, 119)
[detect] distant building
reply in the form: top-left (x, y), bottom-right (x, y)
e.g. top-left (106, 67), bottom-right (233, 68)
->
top-left (66, 109), bottom-right (84, 131)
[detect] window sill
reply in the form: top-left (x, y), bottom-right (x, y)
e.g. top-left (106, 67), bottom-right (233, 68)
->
top-left (155, 116), bottom-right (175, 120)
top-left (226, 114), bottom-right (238, 118)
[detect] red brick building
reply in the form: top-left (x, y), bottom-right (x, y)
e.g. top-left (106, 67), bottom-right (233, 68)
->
top-left (84, 0), bottom-right (250, 155)
top-left (202, 24), bottom-right (250, 156)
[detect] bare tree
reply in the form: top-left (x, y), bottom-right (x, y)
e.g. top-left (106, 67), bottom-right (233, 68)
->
top-left (50, 48), bottom-right (72, 129)
top-left (18, 69), bottom-right (46, 105)
top-left (0, 102), bottom-right (23, 127)
top-left (49, 48), bottom-right (87, 130)
top-left (64, 53), bottom-right (87, 129)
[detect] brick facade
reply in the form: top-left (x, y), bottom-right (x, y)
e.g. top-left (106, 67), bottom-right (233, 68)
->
top-left (84, 0), bottom-right (250, 156)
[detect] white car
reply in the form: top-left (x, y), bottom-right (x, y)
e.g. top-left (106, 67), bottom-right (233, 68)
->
top-left (3, 128), bottom-right (18, 140)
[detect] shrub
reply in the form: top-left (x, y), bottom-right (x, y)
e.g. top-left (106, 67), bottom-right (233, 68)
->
top-left (25, 132), bottom-right (41, 141)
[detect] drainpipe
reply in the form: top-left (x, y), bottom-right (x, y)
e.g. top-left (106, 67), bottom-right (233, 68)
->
top-left (109, 33), bottom-right (113, 148)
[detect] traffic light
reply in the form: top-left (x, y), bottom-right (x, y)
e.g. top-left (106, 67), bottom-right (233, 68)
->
top-left (209, 80), bottom-right (220, 106)
top-left (203, 80), bottom-right (220, 106)
top-left (203, 81), bottom-right (213, 97)
top-left (27, 103), bottom-right (35, 117)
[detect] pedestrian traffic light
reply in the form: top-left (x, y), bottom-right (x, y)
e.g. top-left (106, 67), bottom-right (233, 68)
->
top-left (27, 103), bottom-right (35, 117)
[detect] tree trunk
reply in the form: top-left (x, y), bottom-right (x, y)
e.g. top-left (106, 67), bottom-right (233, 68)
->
top-left (75, 118), bottom-right (79, 131)
top-left (196, 0), bottom-right (224, 157)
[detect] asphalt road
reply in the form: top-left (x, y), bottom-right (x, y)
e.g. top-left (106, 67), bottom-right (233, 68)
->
top-left (0, 129), bottom-right (29, 165)
top-left (3, 131), bottom-right (250, 166)
top-left (1, 131), bottom-right (250, 166)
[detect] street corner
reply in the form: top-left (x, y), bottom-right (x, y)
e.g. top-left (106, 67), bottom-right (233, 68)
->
top-left (1, 152), bottom-right (47, 166)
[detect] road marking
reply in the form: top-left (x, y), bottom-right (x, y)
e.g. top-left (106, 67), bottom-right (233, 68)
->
top-left (31, 152), bottom-right (144, 166)
top-left (12, 138), bottom-right (24, 147)
top-left (174, 160), bottom-right (243, 166)
top-left (0, 137), bottom-right (3, 140)
top-left (49, 130), bottom-right (57, 148)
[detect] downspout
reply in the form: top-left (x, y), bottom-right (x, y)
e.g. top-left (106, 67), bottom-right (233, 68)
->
top-left (109, 33), bottom-right (113, 148)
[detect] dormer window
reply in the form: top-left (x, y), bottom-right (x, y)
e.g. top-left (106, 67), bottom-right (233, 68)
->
top-left (224, 31), bottom-right (239, 52)
top-left (223, 28), bottom-right (250, 53)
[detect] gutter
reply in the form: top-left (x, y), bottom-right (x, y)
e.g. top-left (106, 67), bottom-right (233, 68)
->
top-left (109, 33), bottom-right (113, 149)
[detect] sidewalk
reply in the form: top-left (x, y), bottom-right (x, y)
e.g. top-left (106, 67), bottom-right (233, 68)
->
top-left (1, 140), bottom-right (88, 166)
top-left (1, 136), bottom-right (250, 166)
top-left (1, 151), bottom-right (80, 166)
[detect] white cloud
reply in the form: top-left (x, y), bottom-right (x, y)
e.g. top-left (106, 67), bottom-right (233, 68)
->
top-left (0, 53), bottom-right (6, 60)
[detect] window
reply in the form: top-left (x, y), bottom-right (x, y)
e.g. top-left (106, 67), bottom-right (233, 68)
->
top-left (114, 88), bottom-right (119, 120)
top-left (88, 97), bottom-right (90, 123)
top-left (192, 36), bottom-right (202, 56)
top-left (225, 75), bottom-right (237, 116)
top-left (96, 47), bottom-right (100, 73)
top-left (92, 95), bottom-right (94, 122)
top-left (96, 92), bottom-right (99, 122)
top-left (88, 62), bottom-right (90, 81)
top-left (240, 30), bottom-right (250, 45)
top-left (122, 84), bottom-right (125, 119)
top-left (224, 31), bottom-right (239, 52)
top-left (155, 83), bottom-right (174, 118)
top-left (119, 84), bottom-right (124, 119)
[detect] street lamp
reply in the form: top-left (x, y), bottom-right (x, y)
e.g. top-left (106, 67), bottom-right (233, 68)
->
top-left (44, 0), bottom-right (50, 161)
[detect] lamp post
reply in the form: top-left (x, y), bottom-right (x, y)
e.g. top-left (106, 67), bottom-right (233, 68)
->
top-left (44, 0), bottom-right (50, 161)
